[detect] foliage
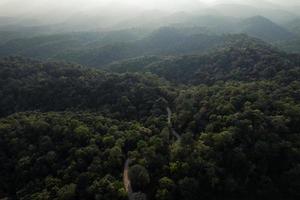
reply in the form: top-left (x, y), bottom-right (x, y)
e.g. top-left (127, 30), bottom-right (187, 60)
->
top-left (108, 36), bottom-right (300, 85)
top-left (0, 57), bottom-right (172, 121)
top-left (0, 112), bottom-right (161, 200)
top-left (0, 28), bottom-right (300, 200)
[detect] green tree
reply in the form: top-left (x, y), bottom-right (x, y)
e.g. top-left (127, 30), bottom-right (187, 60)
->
top-left (129, 165), bottom-right (150, 191)
top-left (57, 183), bottom-right (76, 200)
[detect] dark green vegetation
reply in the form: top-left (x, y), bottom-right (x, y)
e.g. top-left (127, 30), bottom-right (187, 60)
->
top-left (275, 37), bottom-right (300, 54)
top-left (1, 9), bottom-right (300, 200)
top-left (1, 30), bottom-right (300, 200)
top-left (0, 57), bottom-right (171, 120)
top-left (107, 35), bottom-right (300, 85)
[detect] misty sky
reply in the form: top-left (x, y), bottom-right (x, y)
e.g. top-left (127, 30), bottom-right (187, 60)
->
top-left (1, 0), bottom-right (300, 15)
top-left (1, 0), bottom-right (300, 26)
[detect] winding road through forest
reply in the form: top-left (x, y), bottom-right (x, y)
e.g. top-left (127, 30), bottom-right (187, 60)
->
top-left (167, 107), bottom-right (181, 141)
top-left (123, 107), bottom-right (181, 199)
top-left (123, 159), bottom-right (133, 199)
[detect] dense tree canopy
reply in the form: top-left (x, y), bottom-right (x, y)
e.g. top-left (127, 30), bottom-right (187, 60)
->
top-left (107, 36), bottom-right (300, 85)
top-left (0, 57), bottom-right (172, 121)
top-left (0, 112), bottom-right (157, 199)
top-left (0, 30), bottom-right (300, 200)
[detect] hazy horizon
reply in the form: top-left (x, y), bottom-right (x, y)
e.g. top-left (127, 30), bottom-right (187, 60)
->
top-left (1, 0), bottom-right (300, 31)
top-left (1, 0), bottom-right (300, 17)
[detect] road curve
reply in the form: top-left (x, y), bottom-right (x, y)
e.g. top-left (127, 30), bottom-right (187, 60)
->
top-left (167, 107), bottom-right (181, 141)
top-left (123, 159), bottom-right (133, 199)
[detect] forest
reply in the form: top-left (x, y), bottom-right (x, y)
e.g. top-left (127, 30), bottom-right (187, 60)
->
top-left (0, 1), bottom-right (300, 200)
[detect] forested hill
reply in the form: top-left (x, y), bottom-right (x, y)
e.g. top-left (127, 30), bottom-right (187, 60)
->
top-left (1, 36), bottom-right (299, 117)
top-left (0, 57), bottom-right (172, 120)
top-left (0, 31), bottom-right (267, 68)
top-left (0, 28), bottom-right (225, 67)
top-left (0, 54), bottom-right (299, 200)
top-left (107, 36), bottom-right (300, 85)
top-left (236, 16), bottom-right (296, 42)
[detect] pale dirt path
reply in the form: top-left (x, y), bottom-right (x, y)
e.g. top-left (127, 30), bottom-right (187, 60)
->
top-left (167, 107), bottom-right (181, 141)
top-left (123, 107), bottom-right (180, 200)
top-left (123, 159), bottom-right (132, 193)
top-left (123, 158), bottom-right (133, 199)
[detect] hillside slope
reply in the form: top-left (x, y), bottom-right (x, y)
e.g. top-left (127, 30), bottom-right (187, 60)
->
top-left (236, 16), bottom-right (296, 42)
top-left (107, 35), bottom-right (300, 84)
top-left (0, 57), bottom-right (171, 120)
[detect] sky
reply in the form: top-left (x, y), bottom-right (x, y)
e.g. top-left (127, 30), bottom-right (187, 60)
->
top-left (0, 0), bottom-right (299, 25)
top-left (1, 0), bottom-right (300, 15)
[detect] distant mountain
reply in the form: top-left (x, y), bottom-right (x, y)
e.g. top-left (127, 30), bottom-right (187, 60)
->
top-left (116, 13), bottom-right (297, 43)
top-left (170, 14), bottom-right (238, 33)
top-left (0, 27), bottom-right (231, 66)
top-left (53, 29), bottom-right (233, 67)
top-left (115, 12), bottom-right (238, 34)
top-left (0, 23), bottom-right (295, 68)
top-left (106, 35), bottom-right (300, 84)
top-left (0, 18), bottom-right (297, 66)
top-left (236, 16), bottom-right (296, 42)
top-left (208, 3), bottom-right (298, 23)
top-left (0, 30), bottom-right (144, 59)
top-left (277, 18), bottom-right (300, 53)
top-left (284, 18), bottom-right (300, 35)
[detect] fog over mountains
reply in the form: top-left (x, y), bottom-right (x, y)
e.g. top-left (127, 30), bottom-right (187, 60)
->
top-left (0, 0), bottom-right (300, 31)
